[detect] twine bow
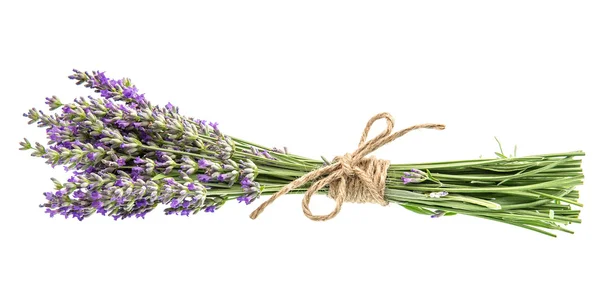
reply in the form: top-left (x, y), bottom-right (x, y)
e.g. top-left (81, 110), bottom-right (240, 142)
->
top-left (249, 112), bottom-right (445, 221)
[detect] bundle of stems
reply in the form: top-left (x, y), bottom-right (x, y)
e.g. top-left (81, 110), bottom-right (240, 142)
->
top-left (253, 148), bottom-right (584, 237)
top-left (20, 70), bottom-right (584, 237)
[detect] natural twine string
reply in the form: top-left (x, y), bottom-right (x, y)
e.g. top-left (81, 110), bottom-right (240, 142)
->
top-left (249, 112), bottom-right (446, 221)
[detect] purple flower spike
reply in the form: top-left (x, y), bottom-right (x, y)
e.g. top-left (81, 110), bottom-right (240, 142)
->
top-left (135, 199), bottom-right (148, 208)
top-left (134, 157), bottom-right (145, 164)
top-left (87, 152), bottom-right (97, 161)
top-left (61, 106), bottom-right (73, 114)
top-left (117, 158), bottom-right (126, 166)
top-left (197, 174), bottom-right (211, 182)
top-left (205, 206), bottom-right (216, 213)
top-left (131, 166), bottom-right (144, 178)
top-left (170, 199), bottom-right (179, 208)
top-left (402, 177), bottom-right (412, 184)
top-left (237, 195), bottom-right (251, 205)
top-left (90, 191), bottom-right (102, 200)
top-left (198, 159), bottom-right (211, 168)
top-left (97, 71), bottom-right (109, 85)
top-left (181, 210), bottom-right (191, 217)
top-left (45, 208), bottom-right (57, 218)
top-left (240, 177), bottom-right (252, 188)
top-left (123, 86), bottom-right (138, 99)
top-left (261, 151), bottom-right (274, 160)
top-left (134, 94), bottom-right (146, 102)
top-left (187, 183), bottom-right (196, 191)
top-left (73, 190), bottom-right (86, 199)
top-left (45, 96), bottom-right (63, 110)
top-left (165, 102), bottom-right (174, 110)
top-left (100, 90), bottom-right (112, 98)
top-left (115, 120), bottom-right (130, 129)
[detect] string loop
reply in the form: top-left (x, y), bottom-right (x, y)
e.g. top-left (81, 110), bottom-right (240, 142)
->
top-left (249, 113), bottom-right (445, 221)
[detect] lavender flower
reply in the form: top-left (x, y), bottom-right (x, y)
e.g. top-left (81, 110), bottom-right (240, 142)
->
top-left (431, 210), bottom-right (447, 218)
top-left (198, 158), bottom-right (211, 168)
top-left (45, 96), bottom-right (63, 110)
top-left (90, 191), bottom-right (102, 200)
top-left (401, 168), bottom-right (428, 184)
top-left (21, 69), bottom-right (281, 221)
top-left (123, 86), bottom-right (138, 99)
top-left (197, 174), bottom-right (211, 182)
top-left (237, 195), bottom-right (251, 205)
top-left (73, 190), bottom-right (85, 199)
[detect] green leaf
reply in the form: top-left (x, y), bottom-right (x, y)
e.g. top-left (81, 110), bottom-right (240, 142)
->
top-left (152, 174), bottom-right (168, 181)
top-left (494, 136), bottom-right (505, 156)
top-left (426, 169), bottom-right (443, 185)
top-left (495, 152), bottom-right (507, 159)
top-left (401, 205), bottom-right (434, 215)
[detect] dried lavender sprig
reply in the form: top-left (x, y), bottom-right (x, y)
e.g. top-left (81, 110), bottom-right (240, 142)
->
top-left (68, 69), bottom-right (146, 103)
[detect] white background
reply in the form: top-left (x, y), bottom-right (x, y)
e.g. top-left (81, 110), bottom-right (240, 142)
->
top-left (1, 1), bottom-right (598, 299)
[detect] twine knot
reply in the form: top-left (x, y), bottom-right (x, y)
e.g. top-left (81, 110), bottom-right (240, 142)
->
top-left (338, 153), bottom-right (359, 176)
top-left (249, 112), bottom-right (445, 221)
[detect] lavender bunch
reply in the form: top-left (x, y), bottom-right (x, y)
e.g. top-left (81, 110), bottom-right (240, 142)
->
top-left (21, 70), bottom-right (584, 237)
top-left (21, 70), bottom-right (320, 220)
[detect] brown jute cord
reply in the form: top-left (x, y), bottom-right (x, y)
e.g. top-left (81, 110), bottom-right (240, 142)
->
top-left (249, 112), bottom-right (446, 221)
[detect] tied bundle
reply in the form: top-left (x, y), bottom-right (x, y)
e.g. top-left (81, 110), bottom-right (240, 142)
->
top-left (20, 70), bottom-right (585, 237)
